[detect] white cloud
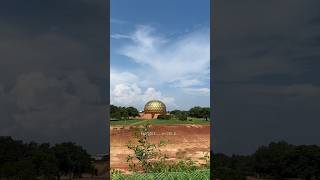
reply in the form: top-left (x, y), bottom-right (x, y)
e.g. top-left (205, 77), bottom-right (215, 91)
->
top-left (110, 70), bottom-right (139, 87)
top-left (182, 87), bottom-right (210, 95)
top-left (119, 25), bottom-right (210, 88)
top-left (111, 83), bottom-right (176, 111)
top-left (111, 25), bottom-right (210, 109)
top-left (110, 69), bottom-right (176, 110)
top-left (111, 34), bottom-right (132, 40)
top-left (169, 78), bottom-right (203, 88)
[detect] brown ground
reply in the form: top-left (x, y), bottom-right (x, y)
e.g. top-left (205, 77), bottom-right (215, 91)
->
top-left (110, 124), bottom-right (210, 172)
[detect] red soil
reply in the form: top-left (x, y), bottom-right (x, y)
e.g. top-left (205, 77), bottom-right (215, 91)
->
top-left (110, 124), bottom-right (210, 172)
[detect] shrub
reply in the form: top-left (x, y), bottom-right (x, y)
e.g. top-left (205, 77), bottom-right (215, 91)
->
top-left (157, 114), bottom-right (172, 120)
top-left (177, 113), bottom-right (187, 121)
top-left (126, 124), bottom-right (167, 173)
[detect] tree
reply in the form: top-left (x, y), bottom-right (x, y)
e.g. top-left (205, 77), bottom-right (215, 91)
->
top-left (28, 142), bottom-right (58, 179)
top-left (201, 107), bottom-right (210, 120)
top-left (110, 105), bottom-right (121, 119)
top-left (0, 136), bottom-right (96, 179)
top-left (52, 142), bottom-right (94, 179)
top-left (189, 106), bottom-right (210, 120)
top-left (169, 110), bottom-right (187, 120)
top-left (111, 105), bottom-right (139, 120)
top-left (170, 110), bottom-right (182, 116)
top-left (253, 141), bottom-right (295, 178)
top-left (177, 112), bottom-right (188, 121)
top-left (126, 106), bottom-right (139, 117)
top-left (120, 107), bottom-right (129, 119)
top-left (0, 158), bottom-right (37, 180)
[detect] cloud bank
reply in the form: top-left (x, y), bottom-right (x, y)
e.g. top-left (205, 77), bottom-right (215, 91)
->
top-left (111, 25), bottom-right (210, 110)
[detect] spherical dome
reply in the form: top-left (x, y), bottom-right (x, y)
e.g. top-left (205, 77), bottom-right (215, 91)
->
top-left (144, 100), bottom-right (166, 115)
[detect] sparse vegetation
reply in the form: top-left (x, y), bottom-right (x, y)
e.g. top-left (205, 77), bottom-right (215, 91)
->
top-left (112, 124), bottom-right (211, 179)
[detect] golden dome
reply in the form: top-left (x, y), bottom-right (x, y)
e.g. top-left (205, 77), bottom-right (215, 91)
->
top-left (144, 100), bottom-right (166, 115)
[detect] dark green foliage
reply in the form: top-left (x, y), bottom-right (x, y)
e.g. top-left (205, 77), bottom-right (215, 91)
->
top-left (0, 158), bottom-right (37, 180)
top-left (169, 109), bottom-right (188, 121)
top-left (253, 142), bottom-right (320, 179)
top-left (214, 141), bottom-right (320, 180)
top-left (188, 106), bottom-right (210, 120)
top-left (253, 141), bottom-right (295, 178)
top-left (177, 113), bottom-right (188, 121)
top-left (169, 110), bottom-right (182, 115)
top-left (127, 106), bottom-right (139, 117)
top-left (110, 105), bottom-right (139, 120)
top-left (157, 114), bottom-right (172, 119)
top-left (52, 142), bottom-right (95, 178)
top-left (0, 136), bottom-right (95, 179)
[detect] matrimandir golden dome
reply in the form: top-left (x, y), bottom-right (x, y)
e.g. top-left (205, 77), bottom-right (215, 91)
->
top-left (144, 100), bottom-right (167, 115)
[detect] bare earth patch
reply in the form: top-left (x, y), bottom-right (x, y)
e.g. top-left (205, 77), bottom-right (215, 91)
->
top-left (110, 124), bottom-right (210, 172)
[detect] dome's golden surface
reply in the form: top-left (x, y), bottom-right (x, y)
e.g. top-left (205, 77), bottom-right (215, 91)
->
top-left (144, 100), bottom-right (166, 115)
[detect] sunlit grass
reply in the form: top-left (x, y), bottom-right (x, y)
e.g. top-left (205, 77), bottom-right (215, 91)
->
top-left (110, 118), bottom-right (210, 126)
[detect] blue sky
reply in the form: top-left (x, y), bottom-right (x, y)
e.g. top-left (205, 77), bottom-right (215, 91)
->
top-left (110, 0), bottom-right (210, 111)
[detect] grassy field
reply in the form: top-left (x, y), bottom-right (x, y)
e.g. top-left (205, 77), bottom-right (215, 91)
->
top-left (111, 169), bottom-right (210, 180)
top-left (110, 117), bottom-right (210, 126)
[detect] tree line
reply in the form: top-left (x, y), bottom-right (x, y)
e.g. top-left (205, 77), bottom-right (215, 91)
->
top-left (110, 105), bottom-right (140, 120)
top-left (0, 136), bottom-right (95, 180)
top-left (170, 106), bottom-right (210, 120)
top-left (213, 141), bottom-right (320, 180)
top-left (110, 105), bottom-right (210, 120)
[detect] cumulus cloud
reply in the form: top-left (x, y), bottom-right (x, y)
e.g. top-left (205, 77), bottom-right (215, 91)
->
top-left (110, 69), bottom-right (176, 110)
top-left (118, 25), bottom-right (210, 86)
top-left (110, 25), bottom-right (210, 109)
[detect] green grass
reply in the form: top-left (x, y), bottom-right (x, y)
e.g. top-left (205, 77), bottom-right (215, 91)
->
top-left (111, 169), bottom-right (210, 180)
top-left (110, 117), bottom-right (210, 126)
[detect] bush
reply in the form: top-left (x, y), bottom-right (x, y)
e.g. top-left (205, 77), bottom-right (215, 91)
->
top-left (177, 113), bottom-right (187, 121)
top-left (157, 114), bottom-right (172, 120)
top-left (126, 124), bottom-right (169, 173)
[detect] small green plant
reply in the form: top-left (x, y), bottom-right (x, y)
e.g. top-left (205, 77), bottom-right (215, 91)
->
top-left (126, 124), bottom-right (168, 173)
